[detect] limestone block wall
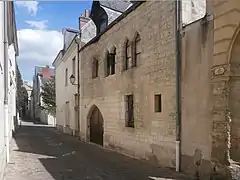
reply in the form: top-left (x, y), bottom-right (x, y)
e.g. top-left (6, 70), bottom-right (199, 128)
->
top-left (181, 12), bottom-right (214, 176)
top-left (211, 0), bottom-right (240, 165)
top-left (80, 1), bottom-right (177, 168)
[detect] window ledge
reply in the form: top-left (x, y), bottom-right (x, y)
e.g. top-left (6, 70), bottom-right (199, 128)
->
top-left (125, 126), bottom-right (135, 133)
top-left (92, 76), bottom-right (100, 80)
top-left (105, 74), bottom-right (116, 78)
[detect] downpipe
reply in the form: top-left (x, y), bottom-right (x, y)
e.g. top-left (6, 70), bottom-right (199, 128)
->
top-left (175, 0), bottom-right (182, 172)
top-left (77, 41), bottom-right (80, 140)
top-left (74, 31), bottom-right (81, 140)
top-left (3, 1), bottom-right (10, 163)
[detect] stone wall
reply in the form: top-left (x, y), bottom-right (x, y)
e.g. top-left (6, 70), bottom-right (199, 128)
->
top-left (80, 1), bottom-right (177, 168)
top-left (210, 0), bottom-right (240, 179)
top-left (211, 0), bottom-right (240, 163)
top-left (55, 42), bottom-right (78, 136)
top-left (181, 10), bottom-right (214, 177)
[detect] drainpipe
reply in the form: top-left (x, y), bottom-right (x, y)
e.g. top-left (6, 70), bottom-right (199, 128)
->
top-left (175, 0), bottom-right (182, 172)
top-left (76, 39), bottom-right (80, 140)
top-left (74, 18), bottom-right (82, 140)
top-left (3, 1), bottom-right (10, 163)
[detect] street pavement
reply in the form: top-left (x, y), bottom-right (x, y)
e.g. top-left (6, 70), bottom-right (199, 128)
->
top-left (4, 121), bottom-right (193, 180)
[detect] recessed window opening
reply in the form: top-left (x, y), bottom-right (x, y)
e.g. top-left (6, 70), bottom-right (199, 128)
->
top-left (155, 94), bottom-right (162, 113)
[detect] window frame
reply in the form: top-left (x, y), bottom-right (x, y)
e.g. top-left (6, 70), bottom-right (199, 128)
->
top-left (92, 58), bottom-right (99, 79)
top-left (110, 47), bottom-right (116, 75)
top-left (65, 68), bottom-right (68, 87)
top-left (125, 94), bottom-right (134, 128)
top-left (125, 39), bottom-right (131, 70)
top-left (132, 32), bottom-right (141, 68)
top-left (72, 56), bottom-right (76, 76)
top-left (154, 94), bottom-right (162, 113)
top-left (106, 47), bottom-right (116, 77)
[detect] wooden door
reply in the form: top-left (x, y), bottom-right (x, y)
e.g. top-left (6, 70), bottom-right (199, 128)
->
top-left (90, 106), bottom-right (103, 146)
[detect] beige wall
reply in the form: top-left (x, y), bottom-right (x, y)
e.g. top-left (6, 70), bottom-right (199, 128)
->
top-left (55, 43), bottom-right (78, 135)
top-left (80, 1), bottom-right (177, 168)
top-left (181, 14), bottom-right (214, 175)
top-left (211, 0), bottom-right (240, 165)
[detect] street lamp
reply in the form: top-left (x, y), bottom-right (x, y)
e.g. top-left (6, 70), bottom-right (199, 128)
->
top-left (69, 74), bottom-right (76, 85)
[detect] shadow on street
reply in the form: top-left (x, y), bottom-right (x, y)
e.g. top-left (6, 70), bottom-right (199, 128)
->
top-left (6, 120), bottom-right (193, 180)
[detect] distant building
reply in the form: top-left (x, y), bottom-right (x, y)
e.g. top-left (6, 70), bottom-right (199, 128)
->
top-left (23, 81), bottom-right (32, 117)
top-left (31, 65), bottom-right (55, 125)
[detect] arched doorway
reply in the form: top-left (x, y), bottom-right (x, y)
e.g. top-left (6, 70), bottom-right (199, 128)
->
top-left (88, 105), bottom-right (104, 146)
top-left (229, 30), bottom-right (240, 162)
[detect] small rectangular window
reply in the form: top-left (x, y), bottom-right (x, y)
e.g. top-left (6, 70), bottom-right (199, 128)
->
top-left (125, 94), bottom-right (134, 128)
top-left (155, 94), bottom-right (162, 112)
top-left (72, 57), bottom-right (76, 76)
top-left (126, 42), bottom-right (131, 70)
top-left (65, 68), bottom-right (68, 86)
top-left (106, 55), bottom-right (111, 76)
top-left (110, 53), bottom-right (115, 75)
top-left (135, 38), bottom-right (141, 65)
top-left (92, 59), bottom-right (99, 78)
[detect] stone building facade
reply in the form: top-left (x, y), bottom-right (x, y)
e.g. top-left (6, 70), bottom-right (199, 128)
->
top-left (54, 0), bottom-right (240, 179)
top-left (179, 0), bottom-right (240, 178)
top-left (31, 66), bottom-right (55, 124)
top-left (53, 34), bottom-right (79, 135)
top-left (210, 0), bottom-right (240, 178)
top-left (80, 1), bottom-right (177, 168)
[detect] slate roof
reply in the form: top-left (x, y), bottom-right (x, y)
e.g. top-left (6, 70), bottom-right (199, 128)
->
top-left (99, 0), bottom-right (132, 13)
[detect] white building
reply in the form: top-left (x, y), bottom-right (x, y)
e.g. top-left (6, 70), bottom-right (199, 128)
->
top-left (23, 81), bottom-right (33, 117)
top-left (31, 65), bottom-right (56, 125)
top-left (0, 1), bottom-right (19, 178)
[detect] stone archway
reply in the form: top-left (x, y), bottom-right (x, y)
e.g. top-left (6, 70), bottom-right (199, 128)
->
top-left (87, 105), bottom-right (104, 146)
top-left (229, 30), bottom-right (240, 162)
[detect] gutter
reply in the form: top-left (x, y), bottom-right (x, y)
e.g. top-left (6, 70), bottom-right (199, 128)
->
top-left (3, 1), bottom-right (10, 163)
top-left (75, 19), bottom-right (81, 140)
top-left (175, 0), bottom-right (182, 172)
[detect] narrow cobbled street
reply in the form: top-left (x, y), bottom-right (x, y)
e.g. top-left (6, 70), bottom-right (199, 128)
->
top-left (4, 121), bottom-right (192, 180)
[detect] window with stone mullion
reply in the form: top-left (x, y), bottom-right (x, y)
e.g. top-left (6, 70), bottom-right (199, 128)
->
top-left (125, 94), bottom-right (134, 128)
top-left (106, 55), bottom-right (111, 76)
top-left (109, 53), bottom-right (115, 75)
top-left (132, 33), bottom-right (141, 67)
top-left (92, 58), bottom-right (98, 78)
top-left (126, 41), bottom-right (131, 70)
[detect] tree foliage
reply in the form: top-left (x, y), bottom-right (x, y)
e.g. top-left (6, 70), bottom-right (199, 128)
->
top-left (16, 64), bottom-right (28, 113)
top-left (41, 76), bottom-right (56, 116)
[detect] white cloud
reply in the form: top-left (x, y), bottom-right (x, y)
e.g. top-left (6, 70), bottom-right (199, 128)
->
top-left (16, 1), bottom-right (39, 16)
top-left (17, 29), bottom-right (63, 65)
top-left (25, 20), bottom-right (48, 30)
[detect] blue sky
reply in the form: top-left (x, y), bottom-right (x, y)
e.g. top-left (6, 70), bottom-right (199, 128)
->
top-left (15, 1), bottom-right (92, 83)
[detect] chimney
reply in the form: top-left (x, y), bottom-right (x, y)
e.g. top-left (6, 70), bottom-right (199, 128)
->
top-left (78, 9), bottom-right (91, 30)
top-left (84, 9), bottom-right (89, 17)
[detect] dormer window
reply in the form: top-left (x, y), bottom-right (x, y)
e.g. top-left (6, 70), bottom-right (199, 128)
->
top-left (99, 13), bottom-right (108, 33)
top-left (90, 1), bottom-right (109, 34)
